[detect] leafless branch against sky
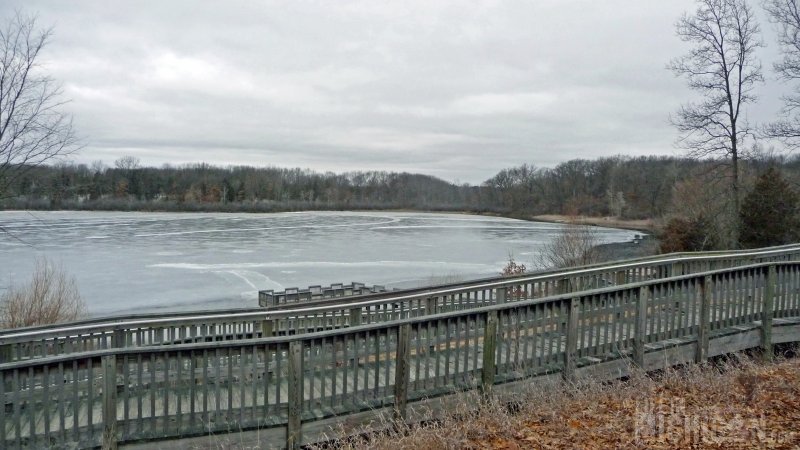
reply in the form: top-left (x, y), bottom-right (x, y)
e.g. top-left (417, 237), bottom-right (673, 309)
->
top-left (0, 11), bottom-right (79, 198)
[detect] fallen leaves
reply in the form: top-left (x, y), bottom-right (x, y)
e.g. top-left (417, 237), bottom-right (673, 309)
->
top-left (470, 359), bottom-right (800, 450)
top-left (329, 356), bottom-right (800, 450)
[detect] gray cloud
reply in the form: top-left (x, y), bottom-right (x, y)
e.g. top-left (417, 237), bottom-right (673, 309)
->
top-left (0, 0), bottom-right (788, 183)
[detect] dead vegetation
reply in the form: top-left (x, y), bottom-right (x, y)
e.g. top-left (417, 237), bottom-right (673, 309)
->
top-left (542, 221), bottom-right (600, 269)
top-left (0, 257), bottom-right (87, 329)
top-left (315, 353), bottom-right (800, 449)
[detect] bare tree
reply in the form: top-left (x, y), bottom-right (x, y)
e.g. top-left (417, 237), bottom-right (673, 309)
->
top-left (0, 12), bottom-right (78, 198)
top-left (541, 223), bottom-right (600, 269)
top-left (0, 257), bottom-right (86, 329)
top-left (669, 0), bottom-right (763, 244)
top-left (764, 0), bottom-right (800, 146)
top-left (114, 155), bottom-right (140, 171)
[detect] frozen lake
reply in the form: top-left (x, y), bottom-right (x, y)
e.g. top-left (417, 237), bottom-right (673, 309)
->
top-left (0, 211), bottom-right (638, 316)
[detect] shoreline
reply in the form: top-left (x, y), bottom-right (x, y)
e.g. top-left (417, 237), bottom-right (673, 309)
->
top-left (527, 214), bottom-right (656, 233)
top-left (1, 207), bottom-right (655, 231)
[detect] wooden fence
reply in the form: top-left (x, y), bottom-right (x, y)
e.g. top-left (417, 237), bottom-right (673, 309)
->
top-left (2, 245), bottom-right (800, 364)
top-left (258, 282), bottom-right (391, 308)
top-left (3, 258), bottom-right (800, 449)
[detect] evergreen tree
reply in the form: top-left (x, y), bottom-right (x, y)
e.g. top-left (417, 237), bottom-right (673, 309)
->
top-left (739, 168), bottom-right (800, 248)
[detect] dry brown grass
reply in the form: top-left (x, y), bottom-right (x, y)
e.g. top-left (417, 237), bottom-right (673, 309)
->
top-left (315, 353), bottom-right (800, 449)
top-left (532, 215), bottom-right (655, 233)
top-left (0, 257), bottom-right (87, 329)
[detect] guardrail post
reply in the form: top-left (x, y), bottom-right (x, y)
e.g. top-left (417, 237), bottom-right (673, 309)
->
top-left (633, 286), bottom-right (649, 367)
top-left (481, 310), bottom-right (498, 395)
top-left (557, 278), bottom-right (571, 294)
top-left (255, 318), bottom-right (274, 337)
top-left (563, 297), bottom-right (580, 382)
top-left (349, 307), bottom-right (362, 327)
top-left (0, 344), bottom-right (12, 363)
top-left (287, 341), bottom-right (303, 449)
top-left (426, 297), bottom-right (437, 315)
top-left (112, 329), bottom-right (125, 348)
top-left (696, 275), bottom-right (712, 363)
top-left (495, 287), bottom-right (506, 304)
top-left (394, 324), bottom-right (411, 421)
top-left (762, 265), bottom-right (776, 362)
top-left (102, 354), bottom-right (118, 449)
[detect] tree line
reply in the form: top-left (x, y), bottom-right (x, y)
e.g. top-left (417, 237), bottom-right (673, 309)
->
top-left (1, 159), bottom-right (487, 213)
top-left (2, 154), bottom-right (798, 221)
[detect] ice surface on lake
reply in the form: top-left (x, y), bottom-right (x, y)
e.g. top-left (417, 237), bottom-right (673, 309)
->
top-left (0, 211), bottom-right (638, 316)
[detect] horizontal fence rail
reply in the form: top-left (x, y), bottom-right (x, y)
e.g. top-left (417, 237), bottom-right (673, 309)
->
top-left (2, 259), bottom-right (800, 449)
top-left (3, 245), bottom-right (800, 364)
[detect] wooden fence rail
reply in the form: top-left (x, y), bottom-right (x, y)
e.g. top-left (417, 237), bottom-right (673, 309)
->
top-left (3, 245), bottom-right (800, 364)
top-left (3, 260), bottom-right (800, 449)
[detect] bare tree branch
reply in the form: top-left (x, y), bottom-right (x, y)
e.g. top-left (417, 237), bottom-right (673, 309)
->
top-left (0, 11), bottom-right (80, 199)
top-left (763, 0), bottom-right (800, 149)
top-left (669, 0), bottom-right (763, 245)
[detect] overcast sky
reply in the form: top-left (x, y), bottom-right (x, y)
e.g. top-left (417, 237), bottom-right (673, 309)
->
top-left (0, 1), bottom-right (791, 184)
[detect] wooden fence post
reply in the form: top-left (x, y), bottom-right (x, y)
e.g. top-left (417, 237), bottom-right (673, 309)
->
top-left (495, 287), bottom-right (506, 305)
top-left (557, 278), bottom-right (571, 295)
top-left (696, 275), bottom-right (712, 363)
top-left (762, 265), bottom-right (776, 362)
top-left (256, 318), bottom-right (274, 337)
top-left (394, 324), bottom-right (411, 421)
top-left (349, 307), bottom-right (362, 327)
top-left (481, 310), bottom-right (498, 395)
top-left (102, 354), bottom-right (118, 450)
top-left (633, 286), bottom-right (649, 367)
top-left (426, 297), bottom-right (437, 315)
top-left (0, 344), bottom-right (12, 363)
top-left (287, 341), bottom-right (304, 449)
top-left (112, 329), bottom-right (125, 348)
top-left (563, 297), bottom-right (580, 382)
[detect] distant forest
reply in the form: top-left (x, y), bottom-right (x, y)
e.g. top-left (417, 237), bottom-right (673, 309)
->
top-left (2, 154), bottom-right (799, 220)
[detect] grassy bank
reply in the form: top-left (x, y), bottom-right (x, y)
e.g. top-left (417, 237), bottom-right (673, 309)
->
top-left (530, 214), bottom-right (656, 233)
top-left (318, 352), bottom-right (800, 449)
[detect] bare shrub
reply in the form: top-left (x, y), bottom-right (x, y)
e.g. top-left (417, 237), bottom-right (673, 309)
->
top-left (666, 169), bottom-right (749, 250)
top-left (500, 254), bottom-right (527, 299)
top-left (500, 255), bottom-right (526, 277)
top-left (542, 222), bottom-right (600, 269)
top-left (0, 257), bottom-right (87, 329)
top-left (659, 215), bottom-right (718, 253)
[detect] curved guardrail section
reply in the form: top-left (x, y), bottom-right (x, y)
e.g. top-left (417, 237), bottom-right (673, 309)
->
top-left (2, 244), bottom-right (800, 364)
top-left (258, 282), bottom-right (391, 307)
top-left (259, 243), bottom-right (800, 310)
top-left (2, 260), bottom-right (800, 449)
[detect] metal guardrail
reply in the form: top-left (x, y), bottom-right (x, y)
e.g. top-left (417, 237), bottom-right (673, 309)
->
top-left (1, 260), bottom-right (799, 449)
top-left (2, 244), bottom-right (800, 364)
